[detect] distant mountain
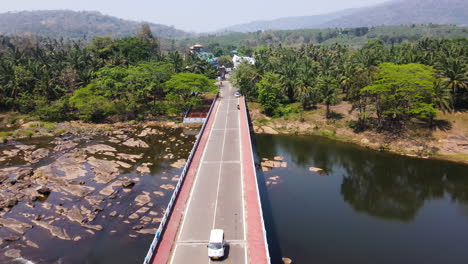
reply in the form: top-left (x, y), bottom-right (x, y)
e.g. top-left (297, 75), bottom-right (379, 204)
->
top-left (221, 0), bottom-right (468, 33)
top-left (323, 0), bottom-right (468, 28)
top-left (0, 10), bottom-right (191, 39)
top-left (220, 9), bottom-right (357, 33)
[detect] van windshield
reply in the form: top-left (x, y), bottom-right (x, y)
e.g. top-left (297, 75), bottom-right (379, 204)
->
top-left (208, 243), bottom-right (222, 250)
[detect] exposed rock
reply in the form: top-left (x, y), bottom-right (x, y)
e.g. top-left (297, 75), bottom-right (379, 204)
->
top-left (66, 206), bottom-right (85, 224)
top-left (129, 213), bottom-right (139, 220)
top-left (109, 211), bottom-right (117, 217)
top-left (309, 167), bottom-right (325, 174)
top-left (3, 149), bottom-right (20, 159)
top-left (15, 144), bottom-right (35, 151)
top-left (137, 228), bottom-right (157, 235)
top-left (117, 153), bottom-right (143, 162)
top-left (261, 126), bottom-right (279, 135)
top-left (274, 156), bottom-right (284, 161)
top-left (99, 182), bottom-right (121, 196)
top-left (4, 198), bottom-right (18, 208)
top-left (116, 161), bottom-right (132, 169)
top-left (134, 193), bottom-right (151, 206)
top-left (160, 184), bottom-right (175, 190)
top-left (25, 148), bottom-right (50, 163)
top-left (132, 225), bottom-right (144, 230)
top-left (361, 138), bottom-right (370, 145)
top-left (35, 185), bottom-right (51, 195)
top-left (26, 239), bottom-right (39, 248)
top-left (170, 159), bottom-right (186, 169)
top-left (14, 167), bottom-right (33, 180)
top-left (33, 220), bottom-right (71, 240)
top-left (153, 191), bottom-right (164, 197)
top-left (88, 157), bottom-right (120, 184)
top-left (122, 138), bottom-right (149, 148)
top-left (3, 236), bottom-right (20, 242)
top-left (4, 249), bottom-right (21, 258)
top-left (136, 164), bottom-right (150, 174)
top-left (53, 140), bottom-right (78, 152)
top-left (135, 207), bottom-right (150, 215)
top-left (85, 144), bottom-right (117, 154)
top-left (138, 128), bottom-right (158, 137)
top-left (122, 179), bottom-right (135, 188)
top-left (282, 257), bottom-right (292, 264)
top-left (55, 153), bottom-right (87, 180)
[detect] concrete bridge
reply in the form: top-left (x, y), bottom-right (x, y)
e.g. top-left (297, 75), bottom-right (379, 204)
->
top-left (144, 81), bottom-right (271, 264)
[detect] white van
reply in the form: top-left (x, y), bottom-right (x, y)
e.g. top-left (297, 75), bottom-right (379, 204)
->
top-left (207, 229), bottom-right (225, 260)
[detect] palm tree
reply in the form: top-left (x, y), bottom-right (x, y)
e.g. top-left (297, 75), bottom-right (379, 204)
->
top-left (436, 57), bottom-right (468, 110)
top-left (432, 79), bottom-right (452, 113)
top-left (317, 74), bottom-right (340, 119)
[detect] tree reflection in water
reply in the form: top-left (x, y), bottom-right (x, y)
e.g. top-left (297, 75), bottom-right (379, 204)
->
top-left (257, 133), bottom-right (468, 221)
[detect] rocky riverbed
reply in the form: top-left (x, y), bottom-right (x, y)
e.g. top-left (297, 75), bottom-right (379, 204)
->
top-left (0, 124), bottom-right (199, 263)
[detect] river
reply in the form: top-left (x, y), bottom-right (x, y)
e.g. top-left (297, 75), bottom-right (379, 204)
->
top-left (0, 125), bottom-right (198, 264)
top-left (255, 134), bottom-right (468, 264)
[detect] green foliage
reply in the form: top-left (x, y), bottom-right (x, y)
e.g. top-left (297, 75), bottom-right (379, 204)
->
top-left (69, 86), bottom-right (115, 121)
top-left (362, 63), bottom-right (436, 128)
top-left (256, 72), bottom-right (286, 116)
top-left (218, 56), bottom-right (234, 68)
top-left (275, 103), bottom-right (303, 118)
top-left (35, 97), bottom-right (72, 122)
top-left (232, 64), bottom-right (260, 98)
top-left (163, 73), bottom-right (217, 115)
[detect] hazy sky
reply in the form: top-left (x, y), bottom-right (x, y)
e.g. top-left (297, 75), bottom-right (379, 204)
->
top-left (0, 0), bottom-right (390, 32)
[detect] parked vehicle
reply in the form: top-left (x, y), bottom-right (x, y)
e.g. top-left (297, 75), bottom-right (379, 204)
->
top-left (234, 91), bottom-right (241, 97)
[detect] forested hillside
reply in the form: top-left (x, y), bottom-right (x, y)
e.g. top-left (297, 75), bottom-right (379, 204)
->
top-left (0, 10), bottom-right (191, 39)
top-left (174, 24), bottom-right (468, 54)
top-left (222, 0), bottom-right (468, 33)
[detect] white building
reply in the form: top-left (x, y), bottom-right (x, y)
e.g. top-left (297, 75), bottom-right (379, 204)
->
top-left (232, 55), bottom-right (256, 68)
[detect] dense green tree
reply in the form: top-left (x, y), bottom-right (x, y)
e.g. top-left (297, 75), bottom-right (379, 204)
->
top-left (362, 63), bottom-right (436, 129)
top-left (256, 72), bottom-right (285, 116)
top-left (163, 73), bottom-right (217, 115)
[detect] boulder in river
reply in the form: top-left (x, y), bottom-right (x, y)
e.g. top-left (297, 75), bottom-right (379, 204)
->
top-left (35, 185), bottom-right (51, 195)
top-left (309, 167), bottom-right (325, 174)
top-left (282, 257), bottom-right (292, 264)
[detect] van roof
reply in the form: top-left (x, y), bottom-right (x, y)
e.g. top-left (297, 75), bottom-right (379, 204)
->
top-left (209, 229), bottom-right (224, 243)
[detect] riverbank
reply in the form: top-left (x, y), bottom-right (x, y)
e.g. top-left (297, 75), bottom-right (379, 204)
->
top-left (0, 112), bottom-right (201, 143)
top-left (248, 102), bottom-right (468, 165)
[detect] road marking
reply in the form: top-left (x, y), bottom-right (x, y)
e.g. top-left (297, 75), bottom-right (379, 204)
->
top-left (211, 85), bottom-right (232, 231)
top-left (169, 87), bottom-right (223, 264)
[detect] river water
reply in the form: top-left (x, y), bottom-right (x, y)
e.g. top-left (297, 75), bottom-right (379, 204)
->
top-left (0, 125), bottom-right (198, 264)
top-left (255, 134), bottom-right (468, 264)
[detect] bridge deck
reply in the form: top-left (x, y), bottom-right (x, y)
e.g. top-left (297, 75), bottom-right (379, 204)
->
top-left (169, 82), bottom-right (246, 263)
top-left (151, 81), bottom-right (269, 264)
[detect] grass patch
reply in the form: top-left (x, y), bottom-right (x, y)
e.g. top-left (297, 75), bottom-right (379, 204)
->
top-left (43, 122), bottom-right (56, 133)
top-left (55, 129), bottom-right (67, 136)
top-left (320, 131), bottom-right (337, 139)
top-left (442, 153), bottom-right (468, 160)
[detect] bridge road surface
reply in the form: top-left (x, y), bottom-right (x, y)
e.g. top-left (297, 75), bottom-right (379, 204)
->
top-left (169, 81), bottom-right (247, 264)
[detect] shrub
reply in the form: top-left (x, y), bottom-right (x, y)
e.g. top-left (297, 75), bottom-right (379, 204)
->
top-left (35, 97), bottom-right (72, 122)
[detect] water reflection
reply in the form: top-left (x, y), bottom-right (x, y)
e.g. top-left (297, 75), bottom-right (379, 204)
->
top-left (256, 134), bottom-right (468, 264)
top-left (258, 134), bottom-right (468, 221)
